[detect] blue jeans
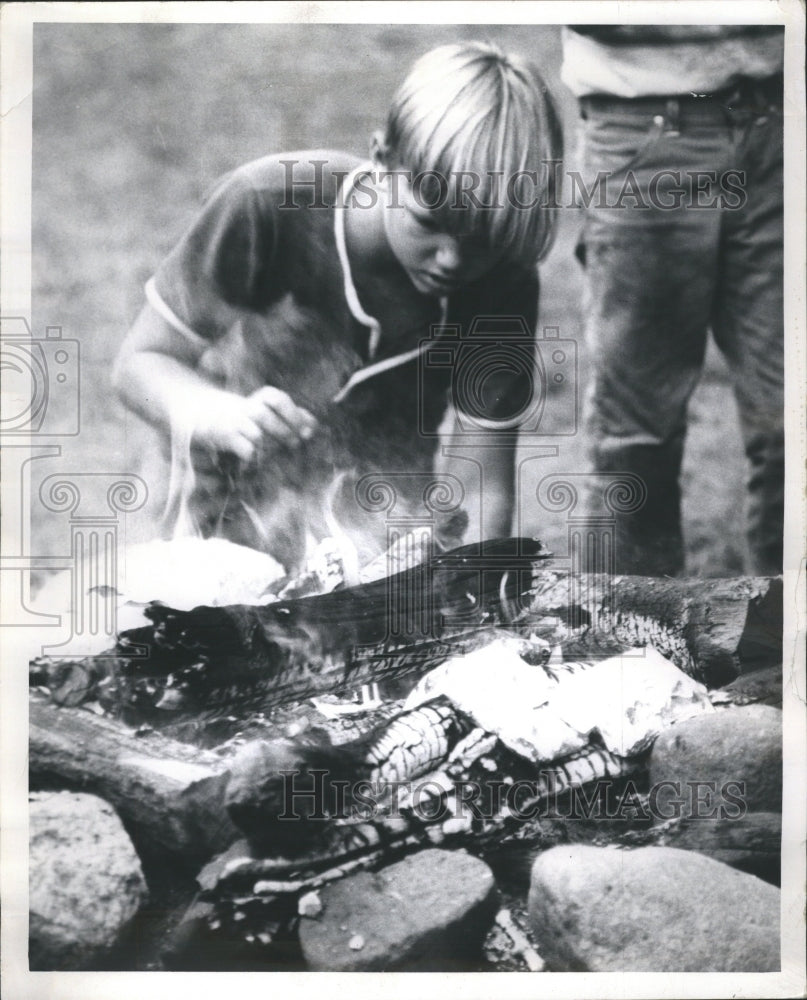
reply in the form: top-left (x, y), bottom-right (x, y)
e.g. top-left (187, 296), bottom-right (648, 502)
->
top-left (575, 78), bottom-right (784, 575)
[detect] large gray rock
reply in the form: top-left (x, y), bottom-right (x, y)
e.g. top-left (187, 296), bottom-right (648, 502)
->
top-left (299, 848), bottom-right (498, 971)
top-left (29, 791), bottom-right (148, 970)
top-left (649, 704), bottom-right (782, 814)
top-left (650, 812), bottom-right (781, 883)
top-left (710, 665), bottom-right (782, 708)
top-left (528, 844), bottom-right (779, 972)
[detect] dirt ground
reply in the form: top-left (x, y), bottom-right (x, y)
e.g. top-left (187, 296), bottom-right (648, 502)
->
top-left (30, 22), bottom-right (748, 581)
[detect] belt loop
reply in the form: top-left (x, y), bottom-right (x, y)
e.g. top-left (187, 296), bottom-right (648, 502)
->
top-left (664, 98), bottom-right (681, 135)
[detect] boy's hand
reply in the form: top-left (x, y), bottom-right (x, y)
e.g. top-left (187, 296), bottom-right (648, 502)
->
top-left (246, 386), bottom-right (319, 453)
top-left (185, 387), bottom-right (318, 464)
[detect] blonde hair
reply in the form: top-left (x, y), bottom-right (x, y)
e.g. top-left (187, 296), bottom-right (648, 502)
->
top-left (381, 41), bottom-right (563, 264)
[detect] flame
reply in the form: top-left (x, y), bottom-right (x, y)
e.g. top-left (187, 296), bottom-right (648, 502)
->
top-left (159, 380), bottom-right (457, 584)
top-left (160, 416), bottom-right (373, 581)
top-left (162, 406), bottom-right (201, 540)
top-left (321, 471), bottom-right (362, 586)
top-left (160, 429), bottom-right (450, 588)
top-left (161, 441), bottom-right (451, 587)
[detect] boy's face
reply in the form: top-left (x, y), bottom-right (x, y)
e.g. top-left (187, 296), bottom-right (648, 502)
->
top-left (380, 173), bottom-right (504, 296)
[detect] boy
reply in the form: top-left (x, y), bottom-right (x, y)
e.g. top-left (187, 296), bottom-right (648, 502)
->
top-left (114, 41), bottom-right (562, 572)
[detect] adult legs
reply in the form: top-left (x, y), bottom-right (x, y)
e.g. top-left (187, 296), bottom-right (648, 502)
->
top-left (577, 110), bottom-right (725, 574)
top-left (711, 107), bottom-right (784, 574)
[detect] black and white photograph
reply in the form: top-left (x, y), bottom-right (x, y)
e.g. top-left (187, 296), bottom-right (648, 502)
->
top-left (1, 2), bottom-right (805, 997)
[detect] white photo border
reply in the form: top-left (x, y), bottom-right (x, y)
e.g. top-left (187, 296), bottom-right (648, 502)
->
top-left (1, 3), bottom-right (804, 999)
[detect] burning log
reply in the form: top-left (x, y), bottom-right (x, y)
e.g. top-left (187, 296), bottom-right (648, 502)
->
top-left (32, 539), bottom-right (781, 723)
top-left (29, 539), bottom-right (782, 855)
top-left (526, 572), bottom-right (782, 685)
top-left (95, 537), bottom-right (551, 720)
top-left (108, 558), bottom-right (780, 721)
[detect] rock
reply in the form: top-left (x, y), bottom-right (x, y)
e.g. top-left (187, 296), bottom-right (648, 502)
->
top-left (528, 844), bottom-right (779, 972)
top-left (649, 812), bottom-right (781, 884)
top-left (299, 848), bottom-right (498, 971)
top-left (709, 664), bottom-right (782, 708)
top-left (29, 791), bottom-right (148, 970)
top-left (297, 891), bottom-right (322, 918)
top-left (649, 704), bottom-right (782, 814)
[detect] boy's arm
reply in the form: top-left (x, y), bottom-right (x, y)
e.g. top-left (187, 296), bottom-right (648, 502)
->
top-left (435, 259), bottom-right (539, 542)
top-left (115, 164), bottom-right (318, 463)
top-left (435, 417), bottom-right (516, 542)
top-left (113, 303), bottom-right (318, 463)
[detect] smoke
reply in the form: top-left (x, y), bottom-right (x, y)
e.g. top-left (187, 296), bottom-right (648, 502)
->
top-left (159, 294), bottom-right (468, 576)
top-left (162, 403), bottom-right (201, 540)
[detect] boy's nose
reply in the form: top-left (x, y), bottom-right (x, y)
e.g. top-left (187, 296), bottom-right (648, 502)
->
top-left (433, 236), bottom-right (463, 274)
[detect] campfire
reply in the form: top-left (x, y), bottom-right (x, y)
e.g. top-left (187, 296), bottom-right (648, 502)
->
top-left (29, 531), bottom-right (783, 972)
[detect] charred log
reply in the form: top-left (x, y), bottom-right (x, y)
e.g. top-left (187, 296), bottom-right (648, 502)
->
top-left (104, 537), bottom-right (550, 718)
top-left (29, 693), bottom-right (238, 865)
top-left (224, 697), bottom-right (473, 856)
top-left (32, 539), bottom-right (781, 721)
top-left (526, 573), bottom-right (782, 685)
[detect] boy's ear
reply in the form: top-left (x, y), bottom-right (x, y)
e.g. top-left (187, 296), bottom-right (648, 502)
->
top-left (369, 131), bottom-right (389, 167)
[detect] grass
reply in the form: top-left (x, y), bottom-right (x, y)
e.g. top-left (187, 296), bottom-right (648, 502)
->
top-left (31, 22), bottom-right (747, 579)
